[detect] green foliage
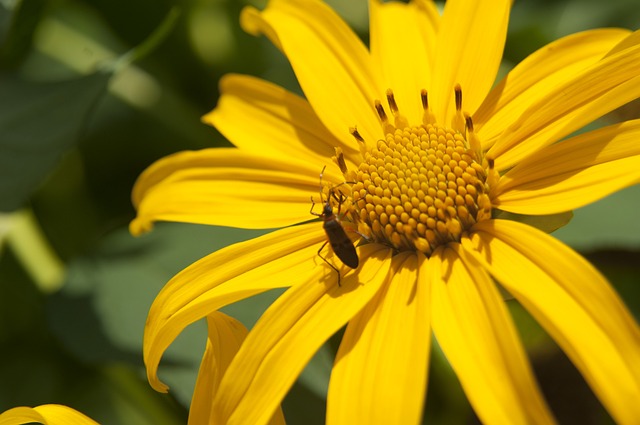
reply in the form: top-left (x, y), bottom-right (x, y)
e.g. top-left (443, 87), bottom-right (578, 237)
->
top-left (0, 73), bottom-right (109, 211)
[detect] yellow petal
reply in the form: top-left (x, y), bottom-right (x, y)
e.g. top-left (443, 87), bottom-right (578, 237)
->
top-left (430, 245), bottom-right (556, 424)
top-left (203, 74), bottom-right (359, 162)
top-left (32, 406), bottom-right (97, 425)
top-left (467, 219), bottom-right (640, 425)
top-left (241, 0), bottom-right (381, 146)
top-left (369, 0), bottom-right (436, 124)
top-left (0, 408), bottom-right (45, 425)
top-left (130, 148), bottom-right (329, 234)
top-left (327, 252), bottom-right (430, 425)
top-left (144, 223), bottom-right (326, 392)
top-left (431, 0), bottom-right (510, 124)
top-left (476, 28), bottom-right (630, 147)
top-left (489, 34), bottom-right (640, 169)
top-left (0, 405), bottom-right (98, 425)
top-left (213, 244), bottom-right (393, 425)
top-left (494, 119), bottom-right (640, 214)
top-left (604, 27), bottom-right (640, 57)
top-left (413, 0), bottom-right (441, 28)
top-left (189, 313), bottom-right (241, 424)
top-left (188, 313), bottom-right (288, 425)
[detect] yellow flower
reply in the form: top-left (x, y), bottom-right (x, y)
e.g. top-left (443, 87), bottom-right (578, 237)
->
top-left (0, 404), bottom-right (98, 425)
top-left (131, 0), bottom-right (640, 424)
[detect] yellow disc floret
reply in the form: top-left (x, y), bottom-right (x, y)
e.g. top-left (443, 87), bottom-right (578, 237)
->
top-left (351, 118), bottom-right (491, 255)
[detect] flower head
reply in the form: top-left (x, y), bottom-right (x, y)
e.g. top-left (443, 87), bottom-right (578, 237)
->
top-left (131, 0), bottom-right (640, 423)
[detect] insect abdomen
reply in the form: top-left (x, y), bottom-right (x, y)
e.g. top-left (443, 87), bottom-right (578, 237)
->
top-left (324, 220), bottom-right (359, 268)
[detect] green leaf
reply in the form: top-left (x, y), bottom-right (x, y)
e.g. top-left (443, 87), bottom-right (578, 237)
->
top-left (296, 343), bottom-right (333, 399)
top-left (282, 380), bottom-right (327, 425)
top-left (0, 0), bottom-right (46, 67)
top-left (553, 184), bottom-right (640, 251)
top-left (0, 72), bottom-right (109, 211)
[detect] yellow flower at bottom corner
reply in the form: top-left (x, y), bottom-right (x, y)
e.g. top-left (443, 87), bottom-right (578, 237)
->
top-left (130, 0), bottom-right (640, 424)
top-left (0, 404), bottom-right (98, 425)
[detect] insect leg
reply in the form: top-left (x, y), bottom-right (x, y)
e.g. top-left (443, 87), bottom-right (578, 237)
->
top-left (316, 240), bottom-right (342, 286)
top-left (309, 195), bottom-right (322, 217)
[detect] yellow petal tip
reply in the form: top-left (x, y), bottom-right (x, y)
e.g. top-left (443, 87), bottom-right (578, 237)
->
top-left (129, 218), bottom-right (153, 236)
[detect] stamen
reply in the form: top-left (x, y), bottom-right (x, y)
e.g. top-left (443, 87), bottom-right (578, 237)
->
top-left (386, 89), bottom-right (399, 114)
top-left (421, 89), bottom-right (429, 110)
top-left (421, 89), bottom-right (435, 125)
top-left (374, 100), bottom-right (395, 134)
top-left (454, 84), bottom-right (463, 111)
top-left (486, 157), bottom-right (500, 191)
top-left (350, 126), bottom-right (369, 157)
top-left (464, 114), bottom-right (474, 132)
top-left (451, 84), bottom-right (465, 133)
top-left (333, 147), bottom-right (348, 174)
top-left (465, 114), bottom-right (482, 156)
top-left (385, 89), bottom-right (409, 129)
top-left (374, 100), bottom-right (388, 123)
top-left (349, 127), bottom-right (365, 143)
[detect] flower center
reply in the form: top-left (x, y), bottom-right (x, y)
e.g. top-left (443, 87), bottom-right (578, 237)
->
top-left (349, 89), bottom-right (492, 255)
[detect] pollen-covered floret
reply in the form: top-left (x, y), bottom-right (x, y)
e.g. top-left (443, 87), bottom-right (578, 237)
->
top-left (350, 90), bottom-right (491, 255)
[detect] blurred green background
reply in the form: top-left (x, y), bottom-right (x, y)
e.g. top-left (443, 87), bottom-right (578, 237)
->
top-left (0, 0), bottom-right (639, 424)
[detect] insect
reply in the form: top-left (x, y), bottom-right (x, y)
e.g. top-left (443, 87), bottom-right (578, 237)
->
top-left (310, 166), bottom-right (359, 285)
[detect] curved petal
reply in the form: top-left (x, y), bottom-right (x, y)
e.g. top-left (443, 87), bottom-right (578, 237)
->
top-left (413, 0), bottom-right (441, 29)
top-left (189, 313), bottom-right (245, 425)
top-left (0, 405), bottom-right (98, 425)
top-left (605, 28), bottom-right (640, 57)
top-left (241, 0), bottom-right (382, 146)
top-left (466, 220), bottom-right (640, 425)
top-left (0, 407), bottom-right (43, 425)
top-left (431, 0), bottom-right (510, 124)
top-left (475, 28), bottom-right (630, 145)
top-left (204, 74), bottom-right (360, 161)
top-left (32, 406), bottom-right (97, 425)
top-left (488, 36), bottom-right (640, 169)
top-left (369, 0), bottom-right (436, 124)
top-left (430, 245), bottom-right (556, 424)
top-left (212, 244), bottom-right (393, 425)
top-left (327, 252), bottom-right (430, 425)
top-left (144, 223), bottom-right (327, 392)
top-left (493, 119), bottom-right (640, 214)
top-left (130, 148), bottom-right (334, 234)
top-left (188, 313), bottom-right (288, 425)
